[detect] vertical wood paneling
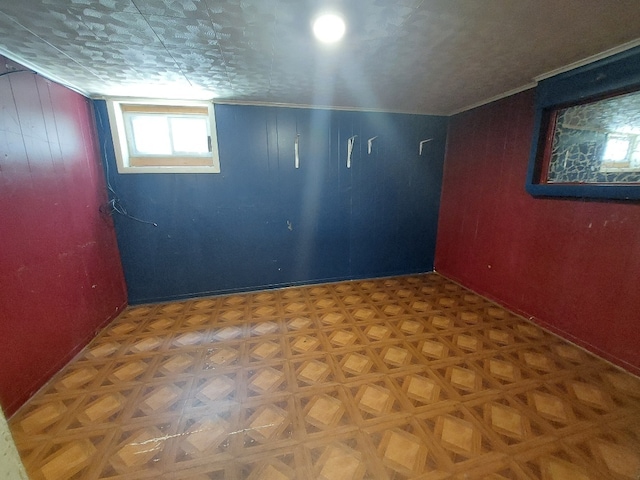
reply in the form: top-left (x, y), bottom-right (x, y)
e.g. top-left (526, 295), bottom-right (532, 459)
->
top-left (436, 89), bottom-right (640, 375)
top-left (349, 112), bottom-right (447, 279)
top-left (0, 57), bottom-right (127, 415)
top-left (95, 102), bottom-right (447, 304)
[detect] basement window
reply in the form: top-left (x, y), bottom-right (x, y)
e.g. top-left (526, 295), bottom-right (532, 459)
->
top-left (106, 99), bottom-right (220, 173)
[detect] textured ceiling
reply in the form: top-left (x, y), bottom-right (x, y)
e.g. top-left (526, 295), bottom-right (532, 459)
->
top-left (1, 0), bottom-right (640, 114)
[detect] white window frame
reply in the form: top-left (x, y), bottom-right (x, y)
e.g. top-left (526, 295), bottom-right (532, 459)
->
top-left (106, 98), bottom-right (220, 174)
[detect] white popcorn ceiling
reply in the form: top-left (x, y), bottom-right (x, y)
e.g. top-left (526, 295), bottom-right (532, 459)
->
top-left (0, 0), bottom-right (640, 114)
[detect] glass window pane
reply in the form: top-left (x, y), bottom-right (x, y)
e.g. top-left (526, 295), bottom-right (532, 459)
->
top-left (170, 117), bottom-right (209, 154)
top-left (130, 115), bottom-right (171, 154)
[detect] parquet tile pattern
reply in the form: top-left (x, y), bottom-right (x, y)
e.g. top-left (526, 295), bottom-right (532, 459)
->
top-left (9, 274), bottom-right (640, 479)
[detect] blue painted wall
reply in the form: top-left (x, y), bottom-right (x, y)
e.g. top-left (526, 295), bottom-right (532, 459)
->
top-left (94, 102), bottom-right (447, 304)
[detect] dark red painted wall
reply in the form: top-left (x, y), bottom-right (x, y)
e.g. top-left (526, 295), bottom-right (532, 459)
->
top-left (0, 57), bottom-right (127, 416)
top-left (436, 89), bottom-right (640, 375)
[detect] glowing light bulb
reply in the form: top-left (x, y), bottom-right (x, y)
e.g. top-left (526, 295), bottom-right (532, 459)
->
top-left (313, 13), bottom-right (346, 43)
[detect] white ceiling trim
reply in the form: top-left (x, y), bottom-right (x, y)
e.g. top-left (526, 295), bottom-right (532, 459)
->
top-left (450, 39), bottom-right (640, 116)
top-left (448, 82), bottom-right (538, 117)
top-left (534, 39), bottom-right (640, 82)
top-left (208, 99), bottom-right (447, 117)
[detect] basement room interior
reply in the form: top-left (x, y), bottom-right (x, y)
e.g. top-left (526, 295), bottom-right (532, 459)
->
top-left (1, 1), bottom-right (639, 479)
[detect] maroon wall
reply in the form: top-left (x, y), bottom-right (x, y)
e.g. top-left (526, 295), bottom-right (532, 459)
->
top-left (0, 57), bottom-right (127, 416)
top-left (436, 89), bottom-right (640, 375)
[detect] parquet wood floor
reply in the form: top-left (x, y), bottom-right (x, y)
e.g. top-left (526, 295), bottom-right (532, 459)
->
top-left (9, 274), bottom-right (640, 479)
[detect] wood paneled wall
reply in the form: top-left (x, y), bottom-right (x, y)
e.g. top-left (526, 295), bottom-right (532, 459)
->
top-left (0, 57), bottom-right (127, 415)
top-left (94, 103), bottom-right (448, 304)
top-left (436, 89), bottom-right (640, 375)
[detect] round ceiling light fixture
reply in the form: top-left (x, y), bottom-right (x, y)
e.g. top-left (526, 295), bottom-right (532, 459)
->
top-left (312, 13), bottom-right (346, 43)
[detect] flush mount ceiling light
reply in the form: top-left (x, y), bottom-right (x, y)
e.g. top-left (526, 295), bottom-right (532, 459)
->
top-left (313, 13), bottom-right (346, 43)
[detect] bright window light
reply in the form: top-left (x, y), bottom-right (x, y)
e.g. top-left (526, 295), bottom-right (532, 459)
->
top-left (313, 13), bottom-right (346, 43)
top-left (171, 117), bottom-right (209, 153)
top-left (127, 115), bottom-right (210, 156)
top-left (603, 136), bottom-right (630, 162)
top-left (130, 116), bottom-right (171, 154)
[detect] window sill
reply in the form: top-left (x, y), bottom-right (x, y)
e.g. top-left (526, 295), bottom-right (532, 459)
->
top-left (116, 165), bottom-right (221, 174)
